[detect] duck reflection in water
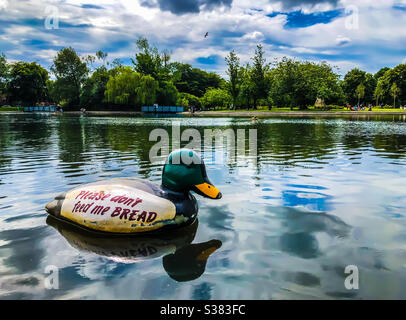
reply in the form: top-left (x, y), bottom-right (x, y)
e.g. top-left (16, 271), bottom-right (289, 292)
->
top-left (46, 216), bottom-right (222, 282)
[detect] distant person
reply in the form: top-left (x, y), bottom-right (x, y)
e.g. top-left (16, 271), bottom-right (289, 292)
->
top-left (368, 104), bottom-right (372, 111)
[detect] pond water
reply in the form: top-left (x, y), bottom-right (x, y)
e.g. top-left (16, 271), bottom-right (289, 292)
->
top-left (1, 113), bottom-right (406, 299)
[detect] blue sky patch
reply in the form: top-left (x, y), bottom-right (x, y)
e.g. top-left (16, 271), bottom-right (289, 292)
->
top-left (393, 4), bottom-right (406, 11)
top-left (21, 39), bottom-right (49, 46)
top-left (81, 4), bottom-right (104, 10)
top-left (100, 40), bottom-right (132, 53)
top-left (59, 21), bottom-right (93, 29)
top-left (196, 55), bottom-right (219, 65)
top-left (268, 9), bottom-right (344, 28)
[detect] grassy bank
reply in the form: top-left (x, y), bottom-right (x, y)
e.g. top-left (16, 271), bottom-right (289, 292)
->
top-left (184, 109), bottom-right (406, 117)
top-left (209, 106), bottom-right (406, 112)
top-left (0, 106), bottom-right (21, 112)
top-left (3, 106), bottom-right (406, 117)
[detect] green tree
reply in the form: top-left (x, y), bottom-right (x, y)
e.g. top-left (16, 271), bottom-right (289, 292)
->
top-left (96, 50), bottom-right (108, 65)
top-left (342, 68), bottom-right (376, 105)
top-left (0, 53), bottom-right (9, 96)
top-left (171, 62), bottom-right (222, 97)
top-left (79, 51), bottom-right (127, 108)
top-left (269, 58), bottom-right (344, 109)
top-left (131, 37), bottom-right (224, 102)
top-left (51, 47), bottom-right (89, 108)
top-left (225, 50), bottom-right (241, 108)
top-left (239, 64), bottom-right (255, 108)
top-left (80, 65), bottom-right (110, 108)
top-left (297, 61), bottom-right (344, 107)
top-left (390, 83), bottom-right (401, 108)
top-left (82, 50), bottom-right (109, 71)
top-left (374, 81), bottom-right (384, 106)
top-left (364, 73), bottom-right (376, 103)
top-left (135, 75), bottom-right (158, 106)
top-left (179, 96), bottom-right (189, 108)
top-left (250, 44), bottom-right (269, 108)
top-left (355, 83), bottom-right (365, 105)
top-left (201, 88), bottom-right (232, 110)
top-left (374, 67), bottom-right (390, 82)
top-left (157, 80), bottom-right (179, 105)
top-left (375, 64), bottom-right (406, 106)
top-left (8, 62), bottom-right (49, 106)
top-left (268, 58), bottom-right (298, 108)
top-left (105, 67), bottom-right (140, 106)
top-left (82, 54), bottom-right (96, 70)
top-left (105, 67), bottom-right (158, 108)
top-left (161, 49), bottom-right (171, 68)
top-left (177, 92), bottom-right (201, 109)
top-left (132, 37), bottom-right (163, 80)
top-left (47, 79), bottom-right (61, 104)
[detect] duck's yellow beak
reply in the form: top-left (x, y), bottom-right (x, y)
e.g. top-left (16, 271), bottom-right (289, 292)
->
top-left (194, 182), bottom-right (222, 199)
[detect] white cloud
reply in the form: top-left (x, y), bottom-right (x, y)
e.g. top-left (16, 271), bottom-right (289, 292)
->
top-left (242, 31), bottom-right (265, 41)
top-left (0, 0), bottom-right (404, 75)
top-left (0, 0), bottom-right (8, 10)
top-left (291, 47), bottom-right (317, 54)
top-left (335, 35), bottom-right (351, 46)
top-left (35, 49), bottom-right (58, 60)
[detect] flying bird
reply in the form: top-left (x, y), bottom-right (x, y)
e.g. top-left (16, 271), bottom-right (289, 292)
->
top-left (204, 32), bottom-right (209, 38)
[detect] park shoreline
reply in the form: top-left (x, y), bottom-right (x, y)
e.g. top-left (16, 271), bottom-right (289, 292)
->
top-left (182, 110), bottom-right (406, 117)
top-left (2, 110), bottom-right (406, 117)
top-left (73, 110), bottom-right (406, 117)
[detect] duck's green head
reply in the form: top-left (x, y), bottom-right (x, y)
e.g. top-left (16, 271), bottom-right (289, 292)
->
top-left (162, 149), bottom-right (222, 199)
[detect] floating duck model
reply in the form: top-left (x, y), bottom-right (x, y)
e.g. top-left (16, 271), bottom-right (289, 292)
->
top-left (45, 149), bottom-right (222, 234)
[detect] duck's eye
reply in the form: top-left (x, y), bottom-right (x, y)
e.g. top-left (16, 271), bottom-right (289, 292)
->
top-left (208, 186), bottom-right (211, 188)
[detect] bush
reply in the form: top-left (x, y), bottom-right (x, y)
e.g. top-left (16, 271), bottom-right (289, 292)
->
top-left (256, 105), bottom-right (271, 110)
top-left (313, 105), bottom-right (344, 111)
top-left (201, 88), bottom-right (232, 110)
top-left (258, 98), bottom-right (272, 107)
top-left (0, 106), bottom-right (20, 112)
top-left (177, 92), bottom-right (201, 109)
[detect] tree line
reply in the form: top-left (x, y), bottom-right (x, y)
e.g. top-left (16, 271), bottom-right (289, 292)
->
top-left (0, 38), bottom-right (404, 110)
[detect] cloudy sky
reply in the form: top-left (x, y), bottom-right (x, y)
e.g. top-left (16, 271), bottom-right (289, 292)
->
top-left (0, 0), bottom-right (405, 77)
